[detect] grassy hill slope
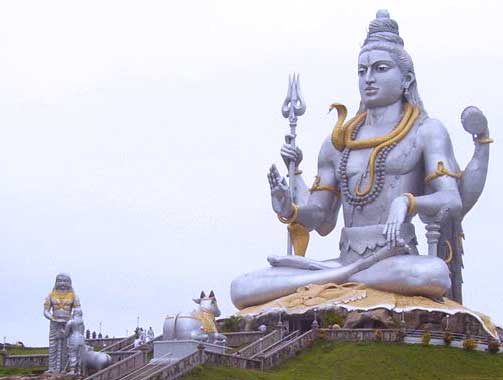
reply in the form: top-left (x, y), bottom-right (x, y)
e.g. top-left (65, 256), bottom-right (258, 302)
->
top-left (182, 341), bottom-right (503, 380)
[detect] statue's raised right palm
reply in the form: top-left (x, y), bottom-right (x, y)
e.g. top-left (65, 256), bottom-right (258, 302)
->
top-left (268, 164), bottom-right (292, 217)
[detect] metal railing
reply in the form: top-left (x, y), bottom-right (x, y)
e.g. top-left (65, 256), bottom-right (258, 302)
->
top-left (121, 335), bottom-right (162, 352)
top-left (84, 351), bottom-right (146, 380)
top-left (101, 335), bottom-right (137, 353)
top-left (235, 330), bottom-right (280, 358)
top-left (251, 330), bottom-right (300, 359)
top-left (404, 329), bottom-right (493, 347)
top-left (119, 353), bottom-right (173, 380)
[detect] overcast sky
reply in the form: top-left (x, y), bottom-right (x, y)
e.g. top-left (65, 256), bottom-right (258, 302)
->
top-left (1, 0), bottom-right (502, 346)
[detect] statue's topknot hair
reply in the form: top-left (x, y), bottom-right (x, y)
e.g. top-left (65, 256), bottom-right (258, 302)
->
top-left (364, 9), bottom-right (404, 47)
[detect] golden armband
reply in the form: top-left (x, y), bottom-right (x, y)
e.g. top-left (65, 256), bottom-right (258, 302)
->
top-left (402, 193), bottom-right (417, 215)
top-left (309, 176), bottom-right (341, 197)
top-left (424, 161), bottom-right (463, 184)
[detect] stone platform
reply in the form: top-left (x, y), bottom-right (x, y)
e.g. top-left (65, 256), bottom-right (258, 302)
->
top-left (237, 283), bottom-right (500, 340)
top-left (153, 340), bottom-right (226, 361)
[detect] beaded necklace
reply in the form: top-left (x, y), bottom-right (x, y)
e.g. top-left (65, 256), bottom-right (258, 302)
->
top-left (335, 104), bottom-right (419, 208)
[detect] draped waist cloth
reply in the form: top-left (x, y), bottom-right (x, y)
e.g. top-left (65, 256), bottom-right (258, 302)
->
top-left (339, 223), bottom-right (418, 265)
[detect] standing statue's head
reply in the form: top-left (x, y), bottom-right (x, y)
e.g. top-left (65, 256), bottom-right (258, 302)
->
top-left (54, 273), bottom-right (73, 292)
top-left (358, 10), bottom-right (425, 114)
top-left (71, 308), bottom-right (83, 320)
top-left (72, 308), bottom-right (83, 317)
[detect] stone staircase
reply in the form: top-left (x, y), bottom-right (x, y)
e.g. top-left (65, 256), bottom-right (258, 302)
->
top-left (232, 330), bottom-right (281, 358)
top-left (83, 335), bottom-right (163, 380)
top-left (87, 327), bottom-right (448, 380)
top-left (117, 353), bottom-right (175, 380)
top-left (250, 330), bottom-right (300, 359)
top-left (82, 331), bottom-right (270, 380)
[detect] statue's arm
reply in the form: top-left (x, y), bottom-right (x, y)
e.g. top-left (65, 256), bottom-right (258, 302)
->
top-left (416, 119), bottom-right (463, 216)
top-left (65, 320), bottom-right (73, 337)
top-left (296, 137), bottom-right (341, 234)
top-left (459, 107), bottom-right (491, 216)
top-left (73, 295), bottom-right (81, 309)
top-left (43, 296), bottom-right (53, 321)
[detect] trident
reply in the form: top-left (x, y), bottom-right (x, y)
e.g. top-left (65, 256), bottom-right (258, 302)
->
top-left (281, 73), bottom-right (306, 255)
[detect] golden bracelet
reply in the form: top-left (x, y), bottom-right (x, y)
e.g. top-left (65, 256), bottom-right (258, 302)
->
top-left (286, 170), bottom-right (303, 177)
top-left (402, 193), bottom-right (416, 215)
top-left (278, 204), bottom-right (299, 224)
top-left (476, 137), bottom-right (494, 144)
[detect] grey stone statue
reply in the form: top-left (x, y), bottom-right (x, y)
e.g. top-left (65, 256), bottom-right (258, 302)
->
top-left (163, 291), bottom-right (227, 345)
top-left (231, 10), bottom-right (491, 310)
top-left (81, 346), bottom-right (112, 373)
top-left (43, 273), bottom-right (81, 373)
top-left (65, 309), bottom-right (85, 374)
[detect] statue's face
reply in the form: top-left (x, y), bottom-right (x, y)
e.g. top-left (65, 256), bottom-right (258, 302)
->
top-left (358, 49), bottom-right (405, 108)
top-left (55, 275), bottom-right (72, 291)
top-left (199, 297), bottom-right (222, 317)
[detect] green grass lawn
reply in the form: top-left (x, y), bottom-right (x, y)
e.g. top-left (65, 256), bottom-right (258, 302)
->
top-left (0, 347), bottom-right (48, 376)
top-left (5, 347), bottom-right (48, 355)
top-left (0, 367), bottom-right (46, 376)
top-left (181, 341), bottom-right (503, 380)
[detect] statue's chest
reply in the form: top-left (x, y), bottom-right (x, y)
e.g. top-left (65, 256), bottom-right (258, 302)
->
top-left (50, 291), bottom-right (75, 311)
top-left (337, 128), bottom-right (422, 178)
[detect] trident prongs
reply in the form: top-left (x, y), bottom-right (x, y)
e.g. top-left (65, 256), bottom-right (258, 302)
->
top-left (282, 73), bottom-right (307, 121)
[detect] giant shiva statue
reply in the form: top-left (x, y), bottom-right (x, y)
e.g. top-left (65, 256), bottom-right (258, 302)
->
top-left (43, 273), bottom-right (81, 373)
top-left (231, 10), bottom-right (491, 310)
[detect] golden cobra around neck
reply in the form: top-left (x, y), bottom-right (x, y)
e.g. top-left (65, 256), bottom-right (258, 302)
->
top-left (331, 102), bottom-right (419, 197)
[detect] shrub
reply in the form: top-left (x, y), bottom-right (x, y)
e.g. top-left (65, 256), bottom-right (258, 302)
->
top-left (304, 339), bottom-right (315, 349)
top-left (318, 329), bottom-right (327, 339)
top-left (488, 340), bottom-right (500, 354)
top-left (321, 310), bottom-right (345, 328)
top-left (463, 338), bottom-right (477, 351)
top-left (421, 332), bottom-right (431, 346)
top-left (443, 332), bottom-right (453, 346)
top-left (220, 315), bottom-right (243, 333)
top-left (375, 329), bottom-right (384, 342)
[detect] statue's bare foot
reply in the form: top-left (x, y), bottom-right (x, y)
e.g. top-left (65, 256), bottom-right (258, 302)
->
top-left (430, 296), bottom-right (445, 303)
top-left (267, 255), bottom-right (342, 270)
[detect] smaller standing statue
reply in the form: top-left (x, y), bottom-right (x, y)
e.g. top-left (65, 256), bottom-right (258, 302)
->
top-left (163, 291), bottom-right (227, 345)
top-left (147, 327), bottom-right (155, 342)
top-left (65, 309), bottom-right (85, 374)
top-left (43, 273), bottom-right (81, 373)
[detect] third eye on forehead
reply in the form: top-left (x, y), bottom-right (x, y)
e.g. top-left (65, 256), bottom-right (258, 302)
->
top-left (358, 60), bottom-right (395, 71)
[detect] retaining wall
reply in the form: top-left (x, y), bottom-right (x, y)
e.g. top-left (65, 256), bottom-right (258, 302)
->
top-left (224, 331), bottom-right (266, 347)
top-left (2, 354), bottom-right (48, 368)
top-left (320, 328), bottom-right (403, 342)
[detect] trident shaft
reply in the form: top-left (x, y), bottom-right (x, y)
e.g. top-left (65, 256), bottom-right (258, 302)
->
top-left (281, 73), bottom-right (306, 255)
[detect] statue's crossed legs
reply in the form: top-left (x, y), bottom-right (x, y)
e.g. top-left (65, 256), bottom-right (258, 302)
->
top-left (231, 242), bottom-right (450, 310)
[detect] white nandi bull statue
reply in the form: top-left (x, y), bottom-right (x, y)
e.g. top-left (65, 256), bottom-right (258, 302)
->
top-left (163, 291), bottom-right (227, 345)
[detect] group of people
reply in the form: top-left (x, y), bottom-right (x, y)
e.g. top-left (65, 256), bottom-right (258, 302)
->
top-left (85, 330), bottom-right (109, 340)
top-left (133, 326), bottom-right (155, 348)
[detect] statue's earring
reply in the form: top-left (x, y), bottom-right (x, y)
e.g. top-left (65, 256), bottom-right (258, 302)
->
top-left (404, 87), bottom-right (409, 96)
